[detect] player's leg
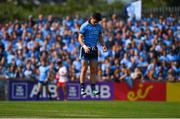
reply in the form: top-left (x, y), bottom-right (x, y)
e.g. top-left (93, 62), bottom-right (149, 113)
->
top-left (62, 83), bottom-right (67, 100)
top-left (89, 60), bottom-right (100, 95)
top-left (45, 82), bottom-right (52, 100)
top-left (56, 83), bottom-right (61, 100)
top-left (80, 60), bottom-right (88, 95)
top-left (36, 82), bottom-right (42, 100)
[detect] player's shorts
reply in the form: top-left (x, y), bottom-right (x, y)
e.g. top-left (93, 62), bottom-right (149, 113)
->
top-left (57, 82), bottom-right (66, 86)
top-left (38, 80), bottom-right (48, 85)
top-left (80, 46), bottom-right (98, 61)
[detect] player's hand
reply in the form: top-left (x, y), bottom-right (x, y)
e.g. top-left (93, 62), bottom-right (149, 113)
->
top-left (44, 78), bottom-right (48, 83)
top-left (83, 45), bottom-right (90, 53)
top-left (102, 45), bottom-right (107, 52)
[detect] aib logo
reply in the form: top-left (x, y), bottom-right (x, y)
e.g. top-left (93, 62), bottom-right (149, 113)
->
top-left (12, 83), bottom-right (28, 99)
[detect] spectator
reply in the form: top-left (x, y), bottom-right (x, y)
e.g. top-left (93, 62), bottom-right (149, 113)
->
top-left (24, 60), bottom-right (33, 79)
top-left (131, 67), bottom-right (144, 82)
top-left (16, 64), bottom-right (25, 79)
top-left (120, 67), bottom-right (133, 88)
top-left (0, 64), bottom-right (6, 79)
top-left (5, 65), bottom-right (17, 79)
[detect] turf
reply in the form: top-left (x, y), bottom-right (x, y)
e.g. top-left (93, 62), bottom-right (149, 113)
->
top-left (0, 101), bottom-right (180, 118)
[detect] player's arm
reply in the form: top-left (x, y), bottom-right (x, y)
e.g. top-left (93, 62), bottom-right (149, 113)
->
top-left (37, 68), bottom-right (40, 81)
top-left (37, 69), bottom-right (40, 75)
top-left (47, 72), bottom-right (50, 81)
top-left (47, 67), bottom-right (50, 81)
top-left (99, 33), bottom-right (107, 52)
top-left (78, 33), bottom-right (90, 53)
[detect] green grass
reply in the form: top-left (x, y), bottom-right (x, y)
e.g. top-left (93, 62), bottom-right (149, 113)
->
top-left (0, 101), bottom-right (180, 118)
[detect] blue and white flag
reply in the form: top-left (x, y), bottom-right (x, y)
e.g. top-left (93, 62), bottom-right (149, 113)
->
top-left (126, 0), bottom-right (142, 20)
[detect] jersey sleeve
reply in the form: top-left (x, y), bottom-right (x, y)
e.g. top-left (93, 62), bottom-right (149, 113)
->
top-left (46, 66), bottom-right (50, 72)
top-left (79, 24), bottom-right (86, 35)
top-left (38, 66), bottom-right (41, 71)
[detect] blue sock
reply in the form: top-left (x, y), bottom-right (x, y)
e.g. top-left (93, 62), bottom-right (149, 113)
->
top-left (80, 83), bottom-right (85, 91)
top-left (91, 84), bottom-right (95, 91)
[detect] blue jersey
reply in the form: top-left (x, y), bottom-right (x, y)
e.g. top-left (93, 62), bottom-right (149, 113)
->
top-left (80, 21), bottom-right (102, 47)
top-left (39, 65), bottom-right (49, 81)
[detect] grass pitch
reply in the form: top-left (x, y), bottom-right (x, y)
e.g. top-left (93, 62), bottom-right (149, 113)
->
top-left (0, 101), bottom-right (180, 118)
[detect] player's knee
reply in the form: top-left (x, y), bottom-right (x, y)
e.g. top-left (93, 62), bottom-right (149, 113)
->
top-left (90, 67), bottom-right (97, 74)
top-left (81, 66), bottom-right (87, 73)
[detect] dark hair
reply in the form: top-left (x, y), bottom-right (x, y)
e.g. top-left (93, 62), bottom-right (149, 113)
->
top-left (92, 12), bottom-right (102, 22)
top-left (57, 60), bottom-right (62, 66)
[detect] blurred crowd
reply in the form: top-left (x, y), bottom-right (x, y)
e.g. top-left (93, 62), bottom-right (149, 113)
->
top-left (0, 13), bottom-right (179, 83)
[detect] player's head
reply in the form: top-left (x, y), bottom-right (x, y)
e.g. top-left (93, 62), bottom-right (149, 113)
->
top-left (91, 12), bottom-right (102, 24)
top-left (40, 58), bottom-right (46, 66)
top-left (57, 60), bottom-right (62, 67)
